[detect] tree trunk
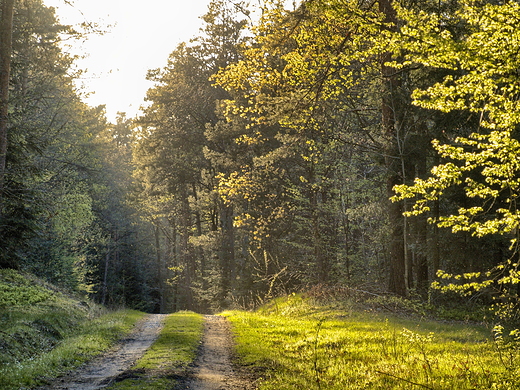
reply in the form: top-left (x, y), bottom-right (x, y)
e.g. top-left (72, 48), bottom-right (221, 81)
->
top-left (154, 223), bottom-right (165, 313)
top-left (192, 182), bottom-right (207, 289)
top-left (414, 150), bottom-right (429, 294)
top-left (341, 189), bottom-right (351, 281)
top-left (0, 0), bottom-right (14, 194)
top-left (379, 0), bottom-right (407, 296)
top-left (179, 184), bottom-right (195, 310)
top-left (169, 218), bottom-right (179, 312)
top-left (219, 201), bottom-right (235, 307)
top-left (101, 250), bottom-right (110, 306)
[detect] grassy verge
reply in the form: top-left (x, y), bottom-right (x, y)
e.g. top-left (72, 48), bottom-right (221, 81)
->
top-left (0, 269), bottom-right (146, 389)
top-left (107, 311), bottom-right (204, 390)
top-left (223, 294), bottom-right (520, 390)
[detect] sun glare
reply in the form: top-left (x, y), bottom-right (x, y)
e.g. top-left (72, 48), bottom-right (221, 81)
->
top-left (43, 0), bottom-right (212, 121)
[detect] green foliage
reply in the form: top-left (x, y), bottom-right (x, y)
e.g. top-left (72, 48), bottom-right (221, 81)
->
top-left (0, 0), bottom-right (157, 311)
top-left (386, 0), bottom-right (520, 314)
top-left (390, 1), bottom-right (520, 237)
top-left (107, 311), bottom-right (205, 390)
top-left (388, 1), bottom-right (520, 131)
top-left (133, 0), bottom-right (252, 311)
top-left (393, 131), bottom-right (520, 238)
top-left (225, 295), bottom-right (520, 389)
top-left (209, 0), bottom-right (391, 292)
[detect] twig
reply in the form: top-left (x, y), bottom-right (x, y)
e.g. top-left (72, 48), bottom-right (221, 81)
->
top-left (374, 370), bottom-right (434, 389)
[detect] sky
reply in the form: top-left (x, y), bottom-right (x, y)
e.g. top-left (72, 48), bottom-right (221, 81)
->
top-left (43, 0), bottom-right (214, 122)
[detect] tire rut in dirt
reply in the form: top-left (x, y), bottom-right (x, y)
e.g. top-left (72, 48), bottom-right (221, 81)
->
top-left (40, 313), bottom-right (168, 390)
top-left (175, 315), bottom-right (257, 390)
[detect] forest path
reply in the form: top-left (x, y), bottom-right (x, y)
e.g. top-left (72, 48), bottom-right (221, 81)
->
top-left (41, 313), bottom-right (168, 390)
top-left (174, 315), bottom-right (257, 390)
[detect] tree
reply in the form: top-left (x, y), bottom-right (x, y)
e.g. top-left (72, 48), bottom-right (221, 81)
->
top-left (0, 0), bottom-right (14, 194)
top-left (390, 0), bottom-right (520, 316)
top-left (134, 0), bottom-right (249, 310)
top-left (0, 0), bottom-right (80, 269)
top-left (213, 0), bottom-right (424, 295)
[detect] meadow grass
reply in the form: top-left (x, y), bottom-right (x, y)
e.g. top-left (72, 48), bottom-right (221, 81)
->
top-left (223, 294), bottom-right (520, 390)
top-left (107, 311), bottom-right (204, 390)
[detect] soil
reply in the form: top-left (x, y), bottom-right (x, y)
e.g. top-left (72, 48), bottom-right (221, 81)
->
top-left (174, 315), bottom-right (258, 390)
top-left (40, 314), bottom-right (168, 390)
top-left (39, 313), bottom-right (258, 390)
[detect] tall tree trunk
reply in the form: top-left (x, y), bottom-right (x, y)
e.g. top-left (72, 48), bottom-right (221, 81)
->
top-left (179, 184), bottom-right (195, 310)
top-left (341, 189), bottom-right (351, 281)
top-left (101, 249), bottom-right (110, 306)
top-left (169, 218), bottom-right (179, 312)
top-left (192, 182), bottom-right (207, 290)
top-left (432, 198), bottom-right (440, 274)
top-left (219, 201), bottom-right (235, 307)
top-left (154, 223), bottom-right (165, 313)
top-left (379, 0), bottom-right (407, 296)
top-left (430, 151), bottom-right (440, 276)
top-left (414, 148), bottom-right (429, 294)
top-left (0, 0), bottom-right (14, 195)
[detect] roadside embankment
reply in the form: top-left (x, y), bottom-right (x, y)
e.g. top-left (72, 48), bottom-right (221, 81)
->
top-left (0, 269), bottom-right (146, 389)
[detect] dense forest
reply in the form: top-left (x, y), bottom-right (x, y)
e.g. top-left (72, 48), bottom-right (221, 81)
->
top-left (1, 0), bottom-right (519, 318)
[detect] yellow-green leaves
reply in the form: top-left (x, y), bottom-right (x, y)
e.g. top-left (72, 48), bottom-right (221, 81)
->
top-left (391, 1), bottom-right (520, 240)
top-left (213, 0), bottom-right (383, 131)
top-left (391, 0), bottom-right (520, 310)
top-left (394, 130), bottom-right (520, 236)
top-left (390, 1), bottom-right (520, 130)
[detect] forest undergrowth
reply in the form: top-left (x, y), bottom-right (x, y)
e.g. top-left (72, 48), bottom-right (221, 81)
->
top-left (224, 293), bottom-right (520, 390)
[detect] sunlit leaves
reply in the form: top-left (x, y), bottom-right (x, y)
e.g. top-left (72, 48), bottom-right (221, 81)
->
top-left (390, 1), bottom-right (520, 240)
top-left (386, 0), bottom-right (520, 314)
top-left (431, 270), bottom-right (495, 297)
top-left (388, 1), bottom-right (520, 130)
top-left (213, 0), bottom-right (383, 130)
top-left (394, 129), bottom-right (520, 237)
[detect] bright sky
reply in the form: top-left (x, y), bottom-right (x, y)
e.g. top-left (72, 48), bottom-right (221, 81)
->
top-left (43, 0), bottom-right (214, 122)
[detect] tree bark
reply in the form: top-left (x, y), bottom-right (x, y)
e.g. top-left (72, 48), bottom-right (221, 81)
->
top-left (0, 0), bottom-right (14, 195)
top-left (179, 183), bottom-right (195, 310)
top-left (101, 250), bottom-right (110, 306)
top-left (379, 0), bottom-right (407, 296)
top-left (414, 148), bottom-right (429, 294)
top-left (219, 201), bottom-right (235, 307)
top-left (154, 223), bottom-right (165, 313)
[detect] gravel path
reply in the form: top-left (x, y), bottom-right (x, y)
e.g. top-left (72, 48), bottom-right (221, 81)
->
top-left (41, 314), bottom-right (168, 390)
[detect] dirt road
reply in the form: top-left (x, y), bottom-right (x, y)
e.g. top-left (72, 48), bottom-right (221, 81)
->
top-left (40, 313), bottom-right (257, 390)
top-left (175, 315), bottom-right (257, 390)
top-left (41, 314), bottom-right (168, 390)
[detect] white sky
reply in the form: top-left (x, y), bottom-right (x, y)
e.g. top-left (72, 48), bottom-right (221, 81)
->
top-left (43, 0), bottom-right (214, 122)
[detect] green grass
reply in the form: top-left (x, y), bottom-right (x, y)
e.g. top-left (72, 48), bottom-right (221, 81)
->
top-left (107, 311), bottom-right (204, 390)
top-left (0, 269), bottom-right (147, 389)
top-left (223, 294), bottom-right (520, 390)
